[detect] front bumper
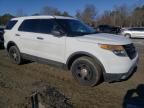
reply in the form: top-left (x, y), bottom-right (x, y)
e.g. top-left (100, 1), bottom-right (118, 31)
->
top-left (104, 56), bottom-right (139, 82)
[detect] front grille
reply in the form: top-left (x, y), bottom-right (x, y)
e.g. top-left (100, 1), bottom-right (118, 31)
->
top-left (123, 43), bottom-right (136, 60)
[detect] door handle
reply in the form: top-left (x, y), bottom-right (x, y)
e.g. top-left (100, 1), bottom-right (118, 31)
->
top-left (15, 34), bottom-right (20, 36)
top-left (37, 37), bottom-right (44, 40)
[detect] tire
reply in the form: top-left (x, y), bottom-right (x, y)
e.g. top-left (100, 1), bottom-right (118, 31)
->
top-left (71, 56), bottom-right (102, 87)
top-left (125, 34), bottom-right (131, 38)
top-left (8, 46), bottom-right (23, 65)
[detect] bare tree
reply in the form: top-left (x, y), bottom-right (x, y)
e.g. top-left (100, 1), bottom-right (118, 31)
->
top-left (82, 4), bottom-right (97, 24)
top-left (75, 4), bottom-right (98, 25)
top-left (97, 11), bottom-right (112, 25)
top-left (113, 5), bottom-right (129, 26)
top-left (130, 5), bottom-right (144, 27)
top-left (96, 5), bottom-right (130, 27)
top-left (75, 10), bottom-right (82, 19)
top-left (61, 11), bottom-right (71, 17)
top-left (0, 14), bottom-right (14, 25)
top-left (16, 9), bottom-right (27, 17)
top-left (40, 6), bottom-right (61, 15)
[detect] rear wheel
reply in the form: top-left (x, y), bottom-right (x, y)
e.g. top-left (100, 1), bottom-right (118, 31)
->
top-left (8, 46), bottom-right (23, 65)
top-left (125, 34), bottom-right (131, 38)
top-left (71, 56), bottom-right (102, 87)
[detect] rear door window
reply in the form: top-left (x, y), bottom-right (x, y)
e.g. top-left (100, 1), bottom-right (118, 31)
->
top-left (38, 19), bottom-right (62, 34)
top-left (18, 19), bottom-right (40, 32)
top-left (6, 20), bottom-right (18, 30)
top-left (129, 28), bottom-right (143, 31)
top-left (139, 28), bottom-right (144, 31)
top-left (38, 19), bottom-right (54, 34)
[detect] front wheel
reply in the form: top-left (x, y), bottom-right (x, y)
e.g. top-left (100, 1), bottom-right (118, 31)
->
top-left (8, 46), bottom-right (23, 65)
top-left (71, 57), bottom-right (102, 87)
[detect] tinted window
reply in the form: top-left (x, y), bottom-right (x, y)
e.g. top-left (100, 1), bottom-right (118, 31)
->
top-left (18, 19), bottom-right (40, 32)
top-left (6, 20), bottom-right (17, 30)
top-left (38, 19), bottom-right (62, 34)
top-left (18, 19), bottom-right (62, 34)
top-left (138, 28), bottom-right (144, 31)
top-left (55, 19), bottom-right (96, 36)
top-left (129, 28), bottom-right (144, 31)
top-left (129, 28), bottom-right (136, 31)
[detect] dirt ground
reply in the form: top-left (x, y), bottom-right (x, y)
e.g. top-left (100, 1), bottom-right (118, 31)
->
top-left (0, 39), bottom-right (144, 108)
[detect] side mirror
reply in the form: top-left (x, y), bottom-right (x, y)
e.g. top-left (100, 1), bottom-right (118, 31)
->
top-left (51, 30), bottom-right (63, 37)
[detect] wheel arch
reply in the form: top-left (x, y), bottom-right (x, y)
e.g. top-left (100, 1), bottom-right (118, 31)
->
top-left (66, 51), bottom-right (106, 73)
top-left (124, 33), bottom-right (131, 38)
top-left (6, 41), bottom-right (19, 52)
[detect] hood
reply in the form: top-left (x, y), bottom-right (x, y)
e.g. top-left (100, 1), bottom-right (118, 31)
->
top-left (76, 33), bottom-right (132, 45)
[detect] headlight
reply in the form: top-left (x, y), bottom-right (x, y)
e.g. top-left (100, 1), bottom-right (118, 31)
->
top-left (99, 44), bottom-right (127, 57)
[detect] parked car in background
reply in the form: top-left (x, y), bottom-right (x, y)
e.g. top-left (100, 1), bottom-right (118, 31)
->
top-left (0, 27), bottom-right (4, 46)
top-left (121, 27), bottom-right (144, 38)
top-left (96, 25), bottom-right (121, 34)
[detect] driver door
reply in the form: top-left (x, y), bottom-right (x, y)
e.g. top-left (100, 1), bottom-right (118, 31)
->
top-left (35, 19), bottom-right (66, 63)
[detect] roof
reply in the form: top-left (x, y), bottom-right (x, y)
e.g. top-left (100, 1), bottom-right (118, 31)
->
top-left (12, 15), bottom-right (75, 21)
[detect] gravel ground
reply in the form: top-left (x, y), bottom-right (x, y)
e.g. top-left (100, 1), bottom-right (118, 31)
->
top-left (0, 39), bottom-right (144, 108)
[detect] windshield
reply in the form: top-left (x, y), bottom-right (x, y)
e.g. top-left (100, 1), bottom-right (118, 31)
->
top-left (55, 19), bottom-right (97, 36)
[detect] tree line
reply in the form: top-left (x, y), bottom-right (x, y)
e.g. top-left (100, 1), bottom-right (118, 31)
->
top-left (0, 4), bottom-right (144, 27)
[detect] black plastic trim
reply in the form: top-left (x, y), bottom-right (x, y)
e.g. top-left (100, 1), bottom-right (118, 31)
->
top-left (104, 66), bottom-right (137, 82)
top-left (21, 53), bottom-right (66, 69)
top-left (6, 41), bottom-right (19, 51)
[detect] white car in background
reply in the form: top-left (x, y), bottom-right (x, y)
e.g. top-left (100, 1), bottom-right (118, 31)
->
top-left (121, 27), bottom-right (144, 38)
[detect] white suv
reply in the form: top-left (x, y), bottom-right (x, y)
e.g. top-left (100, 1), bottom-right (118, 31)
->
top-left (121, 27), bottom-right (144, 38)
top-left (4, 16), bottom-right (139, 86)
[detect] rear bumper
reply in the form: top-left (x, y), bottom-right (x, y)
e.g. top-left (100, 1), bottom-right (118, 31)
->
top-left (104, 56), bottom-right (139, 82)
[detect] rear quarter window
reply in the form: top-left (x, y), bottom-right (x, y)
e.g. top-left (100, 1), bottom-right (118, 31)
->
top-left (6, 20), bottom-right (18, 30)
